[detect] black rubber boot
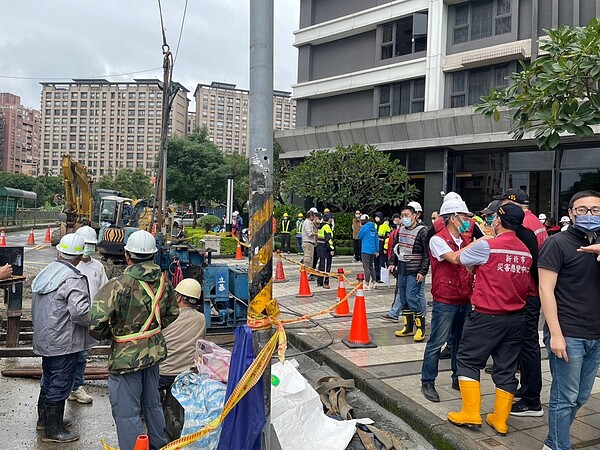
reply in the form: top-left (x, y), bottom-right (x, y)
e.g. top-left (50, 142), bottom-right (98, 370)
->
top-left (37, 394), bottom-right (71, 431)
top-left (42, 400), bottom-right (79, 443)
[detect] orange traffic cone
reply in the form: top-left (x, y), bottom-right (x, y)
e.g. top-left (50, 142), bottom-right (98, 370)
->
top-left (133, 434), bottom-right (149, 450)
top-left (274, 250), bottom-right (287, 283)
top-left (235, 240), bottom-right (244, 260)
top-left (44, 225), bottom-right (51, 243)
top-left (27, 228), bottom-right (35, 246)
top-left (332, 268), bottom-right (352, 317)
top-left (296, 265), bottom-right (314, 297)
top-left (0, 228), bottom-right (6, 247)
top-left (151, 222), bottom-right (157, 235)
top-left (342, 273), bottom-right (377, 348)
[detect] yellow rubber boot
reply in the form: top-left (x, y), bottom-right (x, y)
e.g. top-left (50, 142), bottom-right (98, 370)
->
top-left (447, 380), bottom-right (482, 428)
top-left (394, 312), bottom-right (414, 337)
top-left (413, 313), bottom-right (426, 342)
top-left (486, 388), bottom-right (514, 436)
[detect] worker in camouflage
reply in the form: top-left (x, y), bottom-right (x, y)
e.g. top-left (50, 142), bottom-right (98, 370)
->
top-left (90, 230), bottom-right (178, 450)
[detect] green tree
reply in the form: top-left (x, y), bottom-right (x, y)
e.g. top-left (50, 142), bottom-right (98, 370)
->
top-left (223, 153), bottom-right (249, 213)
top-left (477, 19), bottom-right (600, 149)
top-left (283, 144), bottom-right (417, 213)
top-left (0, 172), bottom-right (62, 205)
top-left (94, 169), bottom-right (153, 199)
top-left (166, 128), bottom-right (226, 224)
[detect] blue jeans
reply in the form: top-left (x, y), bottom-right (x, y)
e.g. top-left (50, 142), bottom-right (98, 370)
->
top-left (296, 235), bottom-right (302, 251)
top-left (419, 280), bottom-right (427, 320)
top-left (73, 350), bottom-right (88, 391)
top-left (389, 272), bottom-right (422, 318)
top-left (421, 302), bottom-right (467, 383)
top-left (544, 333), bottom-right (600, 450)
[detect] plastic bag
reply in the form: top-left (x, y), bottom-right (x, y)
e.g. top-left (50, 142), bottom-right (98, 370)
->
top-left (379, 266), bottom-right (390, 285)
top-left (195, 339), bottom-right (231, 383)
top-left (171, 371), bottom-right (226, 450)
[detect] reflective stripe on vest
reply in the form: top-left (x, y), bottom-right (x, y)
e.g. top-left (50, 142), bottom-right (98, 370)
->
top-left (281, 219), bottom-right (291, 233)
top-left (112, 274), bottom-right (167, 343)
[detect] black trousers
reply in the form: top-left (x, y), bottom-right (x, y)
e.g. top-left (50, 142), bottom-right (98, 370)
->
top-left (317, 244), bottom-right (332, 285)
top-left (353, 239), bottom-right (361, 261)
top-left (518, 295), bottom-right (542, 405)
top-left (41, 353), bottom-right (78, 402)
top-left (457, 310), bottom-right (524, 392)
top-left (280, 233), bottom-right (291, 252)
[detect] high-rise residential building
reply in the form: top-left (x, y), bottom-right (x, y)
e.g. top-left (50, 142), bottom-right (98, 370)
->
top-left (0, 93), bottom-right (41, 176)
top-left (187, 111), bottom-right (197, 135)
top-left (194, 82), bottom-right (296, 155)
top-left (276, 0), bottom-right (600, 218)
top-left (40, 79), bottom-right (189, 178)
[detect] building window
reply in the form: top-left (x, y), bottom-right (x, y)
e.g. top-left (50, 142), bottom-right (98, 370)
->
top-left (381, 11), bottom-right (428, 60)
top-left (451, 64), bottom-right (509, 107)
top-left (453, 0), bottom-right (511, 44)
top-left (378, 78), bottom-right (426, 117)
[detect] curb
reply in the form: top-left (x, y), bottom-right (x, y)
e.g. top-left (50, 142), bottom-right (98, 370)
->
top-left (287, 331), bottom-right (487, 450)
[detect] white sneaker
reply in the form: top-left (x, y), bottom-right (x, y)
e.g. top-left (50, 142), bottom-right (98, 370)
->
top-left (363, 283), bottom-right (370, 291)
top-left (542, 445), bottom-right (552, 450)
top-left (68, 386), bottom-right (93, 404)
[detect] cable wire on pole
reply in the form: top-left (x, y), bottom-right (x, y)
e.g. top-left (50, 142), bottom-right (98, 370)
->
top-left (0, 67), bottom-right (163, 81)
top-left (173, 0), bottom-right (189, 65)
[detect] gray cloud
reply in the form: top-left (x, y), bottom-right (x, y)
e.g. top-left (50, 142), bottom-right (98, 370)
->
top-left (0, 0), bottom-right (299, 109)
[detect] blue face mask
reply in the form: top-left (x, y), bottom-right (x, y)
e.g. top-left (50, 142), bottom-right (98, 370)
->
top-left (401, 217), bottom-right (413, 227)
top-left (485, 216), bottom-right (494, 226)
top-left (458, 219), bottom-right (470, 233)
top-left (574, 214), bottom-right (600, 233)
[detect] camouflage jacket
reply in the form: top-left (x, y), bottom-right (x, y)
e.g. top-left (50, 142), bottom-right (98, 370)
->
top-left (89, 261), bottom-right (179, 374)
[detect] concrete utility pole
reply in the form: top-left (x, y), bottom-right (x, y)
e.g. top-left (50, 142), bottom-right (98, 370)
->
top-left (248, 0), bottom-right (275, 448)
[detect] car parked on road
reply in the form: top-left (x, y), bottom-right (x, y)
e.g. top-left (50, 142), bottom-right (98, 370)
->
top-left (181, 212), bottom-right (206, 226)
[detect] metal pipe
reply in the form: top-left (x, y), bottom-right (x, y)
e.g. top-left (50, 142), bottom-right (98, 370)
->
top-left (249, 0), bottom-right (274, 448)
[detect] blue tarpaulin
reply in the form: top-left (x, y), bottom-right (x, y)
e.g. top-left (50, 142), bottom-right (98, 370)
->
top-left (216, 325), bottom-right (266, 450)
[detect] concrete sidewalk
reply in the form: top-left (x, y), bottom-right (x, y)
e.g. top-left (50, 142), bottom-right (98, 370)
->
top-left (273, 255), bottom-right (600, 450)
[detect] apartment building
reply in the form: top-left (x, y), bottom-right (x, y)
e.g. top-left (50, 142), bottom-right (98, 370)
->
top-left (276, 0), bottom-right (600, 218)
top-left (0, 93), bottom-right (41, 175)
top-left (194, 81), bottom-right (296, 155)
top-left (40, 79), bottom-right (189, 178)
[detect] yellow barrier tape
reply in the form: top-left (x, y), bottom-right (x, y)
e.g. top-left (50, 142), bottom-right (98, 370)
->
top-left (101, 282), bottom-right (360, 450)
top-left (232, 234), bottom-right (251, 248)
top-left (279, 253), bottom-right (359, 287)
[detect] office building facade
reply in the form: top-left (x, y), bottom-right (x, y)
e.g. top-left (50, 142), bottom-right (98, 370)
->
top-left (0, 93), bottom-right (41, 175)
top-left (194, 81), bottom-right (296, 155)
top-left (40, 79), bottom-right (189, 178)
top-left (276, 0), bottom-right (600, 218)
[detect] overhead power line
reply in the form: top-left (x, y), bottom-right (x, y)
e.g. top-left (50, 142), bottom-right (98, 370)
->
top-left (0, 67), bottom-right (163, 81)
top-left (173, 0), bottom-right (189, 65)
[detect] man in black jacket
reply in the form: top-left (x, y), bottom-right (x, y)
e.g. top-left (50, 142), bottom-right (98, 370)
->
top-left (385, 205), bottom-right (430, 341)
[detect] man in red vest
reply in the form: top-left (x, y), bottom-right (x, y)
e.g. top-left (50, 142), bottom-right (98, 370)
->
top-left (447, 203), bottom-right (532, 436)
top-left (420, 199), bottom-right (473, 402)
top-left (494, 188), bottom-right (548, 417)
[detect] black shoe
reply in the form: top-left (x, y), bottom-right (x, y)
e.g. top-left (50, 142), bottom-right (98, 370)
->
top-left (42, 400), bottom-right (79, 443)
top-left (510, 400), bottom-right (544, 417)
top-left (452, 379), bottom-right (459, 391)
top-left (37, 393), bottom-right (71, 430)
top-left (439, 346), bottom-right (451, 360)
top-left (421, 382), bottom-right (440, 402)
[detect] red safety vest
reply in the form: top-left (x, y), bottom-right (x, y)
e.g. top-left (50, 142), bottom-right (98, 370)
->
top-left (471, 232), bottom-right (532, 314)
top-left (430, 226), bottom-right (473, 305)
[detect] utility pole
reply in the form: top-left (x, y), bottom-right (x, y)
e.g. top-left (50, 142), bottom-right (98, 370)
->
top-left (248, 0), bottom-right (276, 448)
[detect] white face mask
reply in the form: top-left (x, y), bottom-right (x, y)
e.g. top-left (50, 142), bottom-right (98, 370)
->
top-left (83, 244), bottom-right (95, 256)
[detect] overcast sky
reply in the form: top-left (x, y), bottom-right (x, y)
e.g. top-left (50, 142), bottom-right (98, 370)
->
top-left (0, 0), bottom-right (300, 109)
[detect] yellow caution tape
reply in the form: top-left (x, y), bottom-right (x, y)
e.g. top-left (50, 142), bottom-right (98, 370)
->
top-left (101, 276), bottom-right (361, 450)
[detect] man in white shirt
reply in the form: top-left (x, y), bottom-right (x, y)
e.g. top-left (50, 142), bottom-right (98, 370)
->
top-left (69, 226), bottom-right (109, 404)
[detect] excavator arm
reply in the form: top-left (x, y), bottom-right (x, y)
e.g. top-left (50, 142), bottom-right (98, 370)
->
top-left (61, 154), bottom-right (93, 227)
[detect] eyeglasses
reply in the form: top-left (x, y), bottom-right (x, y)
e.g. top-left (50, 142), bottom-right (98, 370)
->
top-left (572, 206), bottom-right (600, 216)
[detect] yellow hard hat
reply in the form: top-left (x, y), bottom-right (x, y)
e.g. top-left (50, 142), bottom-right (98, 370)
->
top-left (175, 278), bottom-right (202, 301)
top-left (283, 212), bottom-right (289, 217)
top-left (298, 213), bottom-right (303, 218)
top-left (324, 208), bottom-right (330, 213)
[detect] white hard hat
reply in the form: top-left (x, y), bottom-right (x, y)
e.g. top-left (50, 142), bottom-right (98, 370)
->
top-left (440, 199), bottom-right (470, 216)
top-left (175, 278), bottom-right (202, 301)
top-left (360, 214), bottom-right (369, 220)
top-left (102, 209), bottom-right (110, 215)
top-left (309, 207), bottom-right (318, 213)
top-left (560, 216), bottom-right (570, 223)
top-left (407, 201), bottom-right (423, 212)
top-left (124, 230), bottom-right (157, 255)
top-left (538, 213), bottom-right (547, 221)
top-left (75, 226), bottom-right (98, 244)
top-left (443, 192), bottom-right (463, 203)
top-left (233, 211), bottom-right (239, 216)
top-left (58, 233), bottom-right (85, 256)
